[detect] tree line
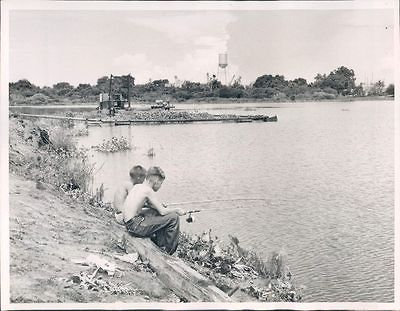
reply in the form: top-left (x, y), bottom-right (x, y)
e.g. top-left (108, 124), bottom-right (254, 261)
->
top-left (9, 66), bottom-right (394, 105)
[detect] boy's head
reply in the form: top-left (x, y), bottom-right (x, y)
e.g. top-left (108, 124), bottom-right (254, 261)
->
top-left (146, 166), bottom-right (165, 191)
top-left (129, 165), bottom-right (147, 185)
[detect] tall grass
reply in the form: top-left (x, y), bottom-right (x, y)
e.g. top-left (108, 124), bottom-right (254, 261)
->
top-left (10, 118), bottom-right (94, 193)
top-left (49, 127), bottom-right (76, 152)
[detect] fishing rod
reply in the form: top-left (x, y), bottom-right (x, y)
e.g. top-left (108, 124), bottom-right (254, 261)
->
top-left (177, 200), bottom-right (269, 223)
top-left (184, 206), bottom-right (251, 223)
top-left (187, 205), bottom-right (253, 214)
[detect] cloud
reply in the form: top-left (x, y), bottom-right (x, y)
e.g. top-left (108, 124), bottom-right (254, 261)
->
top-left (113, 53), bottom-right (165, 83)
top-left (113, 48), bottom-right (239, 84)
top-left (114, 11), bottom-right (239, 84)
top-left (194, 35), bottom-right (229, 51)
top-left (129, 11), bottom-right (237, 43)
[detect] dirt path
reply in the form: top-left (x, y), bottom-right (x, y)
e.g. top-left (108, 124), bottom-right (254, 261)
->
top-left (9, 173), bottom-right (180, 303)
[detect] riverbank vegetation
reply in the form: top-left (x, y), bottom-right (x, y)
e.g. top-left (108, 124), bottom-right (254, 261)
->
top-left (9, 116), bottom-right (302, 302)
top-left (9, 66), bottom-right (394, 106)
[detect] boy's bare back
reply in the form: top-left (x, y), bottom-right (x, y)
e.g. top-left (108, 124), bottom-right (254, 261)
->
top-left (123, 183), bottom-right (152, 222)
top-left (113, 181), bottom-right (134, 214)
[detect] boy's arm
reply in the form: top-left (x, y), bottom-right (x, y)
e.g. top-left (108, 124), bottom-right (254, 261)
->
top-left (146, 191), bottom-right (186, 216)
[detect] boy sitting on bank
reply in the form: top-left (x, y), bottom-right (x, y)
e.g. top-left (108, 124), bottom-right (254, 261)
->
top-left (123, 166), bottom-right (186, 255)
top-left (114, 165), bottom-right (147, 224)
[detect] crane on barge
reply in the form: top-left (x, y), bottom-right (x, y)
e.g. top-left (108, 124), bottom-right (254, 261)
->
top-left (98, 74), bottom-right (134, 115)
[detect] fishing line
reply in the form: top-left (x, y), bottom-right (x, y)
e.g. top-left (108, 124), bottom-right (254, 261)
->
top-left (167, 198), bottom-right (268, 207)
top-left (167, 198), bottom-right (268, 223)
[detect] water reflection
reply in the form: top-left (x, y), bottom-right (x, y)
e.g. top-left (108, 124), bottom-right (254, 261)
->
top-left (77, 100), bottom-right (394, 302)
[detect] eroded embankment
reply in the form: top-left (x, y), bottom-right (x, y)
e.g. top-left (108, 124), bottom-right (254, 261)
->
top-left (9, 174), bottom-right (180, 303)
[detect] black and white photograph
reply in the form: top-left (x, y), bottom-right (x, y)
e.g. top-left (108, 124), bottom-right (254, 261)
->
top-left (1, 0), bottom-right (398, 309)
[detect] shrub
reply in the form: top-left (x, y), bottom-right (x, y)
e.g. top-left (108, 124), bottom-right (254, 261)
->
top-left (386, 83), bottom-right (394, 96)
top-left (272, 92), bottom-right (287, 102)
top-left (218, 87), bottom-right (244, 98)
top-left (174, 91), bottom-right (193, 100)
top-left (312, 91), bottom-right (336, 100)
top-left (26, 93), bottom-right (50, 105)
top-left (71, 123), bottom-right (89, 136)
top-left (9, 93), bottom-right (27, 105)
top-left (59, 155), bottom-right (93, 192)
top-left (322, 87), bottom-right (338, 96)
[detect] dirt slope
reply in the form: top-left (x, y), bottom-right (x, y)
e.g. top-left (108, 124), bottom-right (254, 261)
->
top-left (9, 173), bottom-right (180, 303)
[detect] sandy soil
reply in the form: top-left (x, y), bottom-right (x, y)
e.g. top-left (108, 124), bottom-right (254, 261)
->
top-left (9, 173), bottom-right (180, 303)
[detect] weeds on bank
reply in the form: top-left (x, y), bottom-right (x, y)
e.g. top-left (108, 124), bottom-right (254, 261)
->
top-left (176, 231), bottom-right (302, 302)
top-left (10, 117), bottom-right (108, 210)
top-left (26, 143), bottom-right (93, 192)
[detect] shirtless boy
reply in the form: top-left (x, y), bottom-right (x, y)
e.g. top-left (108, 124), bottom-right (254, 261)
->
top-left (114, 165), bottom-right (147, 224)
top-left (123, 166), bottom-right (186, 255)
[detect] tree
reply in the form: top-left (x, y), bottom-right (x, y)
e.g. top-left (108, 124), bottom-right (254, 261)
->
top-left (286, 78), bottom-right (310, 97)
top-left (291, 78), bottom-right (308, 86)
top-left (253, 75), bottom-right (288, 89)
top-left (53, 82), bottom-right (74, 96)
top-left (375, 80), bottom-right (385, 95)
top-left (313, 74), bottom-right (327, 88)
top-left (386, 83), bottom-right (394, 96)
top-left (9, 79), bottom-right (40, 97)
top-left (318, 66), bottom-right (356, 95)
top-left (368, 80), bottom-right (385, 96)
top-left (96, 76), bottom-right (110, 93)
top-left (231, 76), bottom-right (243, 89)
top-left (210, 79), bottom-right (222, 90)
top-left (75, 83), bottom-right (93, 99)
top-left (353, 84), bottom-right (364, 97)
top-left (40, 86), bottom-right (55, 97)
top-left (152, 79), bottom-right (169, 88)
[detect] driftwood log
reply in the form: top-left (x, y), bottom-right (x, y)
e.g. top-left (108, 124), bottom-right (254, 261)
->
top-left (111, 222), bottom-right (233, 302)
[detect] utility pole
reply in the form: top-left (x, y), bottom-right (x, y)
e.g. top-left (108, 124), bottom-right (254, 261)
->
top-left (108, 74), bottom-right (113, 115)
top-left (127, 74), bottom-right (131, 109)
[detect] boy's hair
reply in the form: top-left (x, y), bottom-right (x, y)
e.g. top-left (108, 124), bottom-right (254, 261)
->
top-left (129, 165), bottom-right (147, 180)
top-left (146, 166), bottom-right (165, 180)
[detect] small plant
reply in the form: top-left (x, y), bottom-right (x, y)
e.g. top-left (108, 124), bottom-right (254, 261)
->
top-left (147, 147), bottom-right (155, 157)
top-left (87, 183), bottom-right (112, 210)
top-left (92, 136), bottom-right (131, 152)
top-left (71, 123), bottom-right (89, 136)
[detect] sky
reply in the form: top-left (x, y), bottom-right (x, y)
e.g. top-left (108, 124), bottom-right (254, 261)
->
top-left (8, 4), bottom-right (395, 87)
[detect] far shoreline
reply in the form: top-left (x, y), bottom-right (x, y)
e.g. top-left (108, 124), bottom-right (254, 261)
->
top-left (8, 95), bottom-right (394, 110)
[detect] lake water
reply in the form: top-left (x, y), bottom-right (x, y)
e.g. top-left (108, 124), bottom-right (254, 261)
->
top-left (77, 100), bottom-right (394, 302)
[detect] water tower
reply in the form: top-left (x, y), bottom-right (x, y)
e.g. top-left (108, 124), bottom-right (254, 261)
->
top-left (218, 53), bottom-right (228, 85)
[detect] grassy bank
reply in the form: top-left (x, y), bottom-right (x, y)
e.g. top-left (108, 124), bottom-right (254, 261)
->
top-left (8, 116), bottom-right (302, 303)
